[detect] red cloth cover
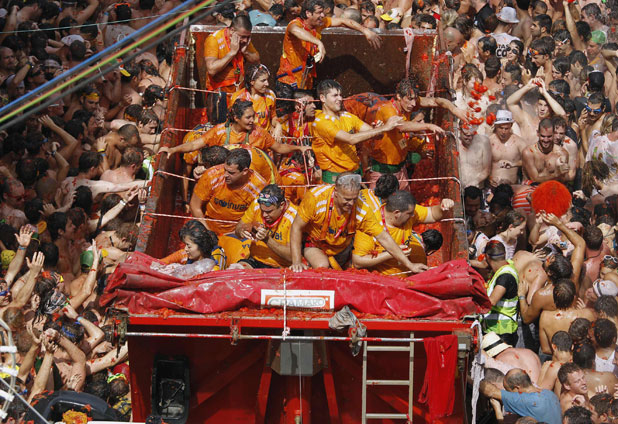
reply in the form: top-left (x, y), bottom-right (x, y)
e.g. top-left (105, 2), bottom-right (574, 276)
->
top-left (100, 252), bottom-right (490, 319)
top-left (417, 334), bottom-right (458, 419)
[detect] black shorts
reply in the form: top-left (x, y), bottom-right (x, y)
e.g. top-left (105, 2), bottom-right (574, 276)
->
top-left (238, 257), bottom-right (275, 269)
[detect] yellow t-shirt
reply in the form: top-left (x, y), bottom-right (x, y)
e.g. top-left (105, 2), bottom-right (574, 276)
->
top-left (370, 102), bottom-right (423, 165)
top-left (297, 185), bottom-right (384, 256)
top-left (193, 164), bottom-right (267, 235)
top-left (240, 199), bottom-right (298, 267)
top-left (230, 88), bottom-right (277, 132)
top-left (310, 110), bottom-right (365, 173)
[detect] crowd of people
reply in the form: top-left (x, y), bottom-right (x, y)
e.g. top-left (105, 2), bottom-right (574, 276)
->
top-left (0, 0), bottom-right (616, 419)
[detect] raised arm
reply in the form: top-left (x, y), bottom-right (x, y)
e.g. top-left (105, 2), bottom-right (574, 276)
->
top-left (542, 212), bottom-right (586, 289)
top-left (563, 1), bottom-right (586, 51)
top-left (506, 80), bottom-right (537, 126)
top-left (335, 117), bottom-right (402, 145)
top-left (9, 252), bottom-right (44, 309)
top-left (5, 226), bottom-right (33, 286)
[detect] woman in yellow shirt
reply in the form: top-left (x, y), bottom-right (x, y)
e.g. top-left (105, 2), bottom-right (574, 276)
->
top-left (230, 64), bottom-right (282, 139)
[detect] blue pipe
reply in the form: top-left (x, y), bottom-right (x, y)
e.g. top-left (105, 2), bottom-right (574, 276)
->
top-left (0, 0), bottom-right (201, 118)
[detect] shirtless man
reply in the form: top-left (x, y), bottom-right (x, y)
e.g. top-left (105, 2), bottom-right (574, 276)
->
top-left (512, 249), bottom-right (548, 304)
top-left (559, 362), bottom-right (592, 412)
top-left (573, 342), bottom-right (618, 399)
top-left (538, 331), bottom-right (573, 396)
top-left (522, 118), bottom-right (571, 183)
top-left (553, 116), bottom-right (578, 183)
top-left (457, 122), bottom-right (492, 188)
top-left (539, 279), bottom-right (596, 355)
top-left (507, 77), bottom-right (566, 144)
top-left (489, 110), bottom-right (527, 187)
top-left (100, 148), bottom-right (143, 184)
top-left (481, 331), bottom-right (542, 384)
top-left (580, 225), bottom-right (611, 298)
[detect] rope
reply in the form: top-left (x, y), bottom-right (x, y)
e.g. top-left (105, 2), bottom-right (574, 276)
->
top-left (0, 0), bottom-right (219, 126)
top-left (282, 272), bottom-right (290, 341)
top-left (143, 211), bottom-right (237, 224)
top-left (171, 85), bottom-right (451, 96)
top-left (160, 126), bottom-right (310, 140)
top-left (470, 320), bottom-right (484, 424)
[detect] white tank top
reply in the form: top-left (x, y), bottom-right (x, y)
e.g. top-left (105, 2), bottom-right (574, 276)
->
top-left (595, 350), bottom-right (616, 373)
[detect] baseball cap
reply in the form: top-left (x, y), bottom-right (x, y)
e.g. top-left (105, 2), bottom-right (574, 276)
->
top-left (481, 332), bottom-right (511, 357)
top-left (593, 279), bottom-right (618, 297)
top-left (494, 110), bottom-right (514, 125)
top-left (496, 7), bottom-right (519, 24)
top-left (61, 34), bottom-right (85, 46)
top-left (590, 30), bottom-right (607, 45)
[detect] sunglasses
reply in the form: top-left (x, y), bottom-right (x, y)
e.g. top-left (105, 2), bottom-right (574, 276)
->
top-left (585, 104), bottom-right (603, 114)
top-left (603, 255), bottom-right (618, 268)
top-left (528, 48), bottom-right (541, 56)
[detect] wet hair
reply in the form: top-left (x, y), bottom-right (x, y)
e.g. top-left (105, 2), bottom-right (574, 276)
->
top-left (554, 29), bottom-right (572, 45)
top-left (374, 174), bottom-right (399, 199)
top-left (533, 14), bottom-right (552, 34)
top-left (24, 197), bottom-right (43, 224)
top-left (200, 145), bottom-right (228, 168)
top-left (504, 64), bottom-right (522, 84)
top-left (461, 64), bottom-right (484, 86)
top-left (69, 186), bottom-right (93, 216)
top-left (47, 212), bottom-right (67, 241)
top-left (84, 378), bottom-right (110, 401)
top-left (569, 318), bottom-right (592, 345)
top-left (552, 331), bottom-right (572, 352)
top-left (179, 220), bottom-right (216, 258)
top-left (583, 225), bottom-right (603, 250)
top-left (385, 190), bottom-right (416, 213)
top-left (231, 13), bottom-right (252, 30)
top-left (485, 240), bottom-right (506, 260)
top-left (225, 148), bottom-right (251, 171)
top-left (478, 37), bottom-right (498, 56)
top-left (395, 78), bottom-right (419, 99)
top-left (558, 362), bottom-right (583, 385)
top-left (589, 72), bottom-right (605, 94)
top-left (594, 318), bottom-right (617, 348)
top-left (554, 279), bottom-right (577, 309)
top-left (228, 99), bottom-right (254, 123)
top-left (498, 210), bottom-right (524, 232)
top-left (317, 79), bottom-right (342, 98)
top-left (582, 160), bottom-right (610, 198)
top-left (78, 151), bottom-right (102, 173)
top-left (244, 63), bottom-right (270, 89)
top-left (120, 147), bottom-right (143, 167)
top-left (138, 109), bottom-right (159, 127)
top-left (563, 405), bottom-right (592, 422)
top-left (39, 242), bottom-right (59, 267)
top-left (595, 295), bottom-right (618, 318)
top-left (16, 159), bottom-right (38, 187)
top-left (573, 342), bottom-right (595, 369)
top-left (64, 119), bottom-right (85, 139)
top-left (143, 85), bottom-right (164, 107)
top-left (453, 16), bottom-right (473, 39)
top-left (301, 0), bottom-right (325, 18)
top-left (464, 186), bottom-right (483, 201)
top-left (549, 79), bottom-right (570, 98)
top-left (484, 55), bottom-right (501, 79)
top-left (124, 104), bottom-right (143, 122)
top-left (570, 50), bottom-right (588, 68)
top-left (100, 194), bottom-right (122, 217)
top-left (553, 55), bottom-right (571, 77)
top-left (591, 393), bottom-right (612, 417)
top-left (582, 3), bottom-right (603, 22)
top-left (421, 229), bottom-right (442, 252)
top-left (259, 184), bottom-right (286, 206)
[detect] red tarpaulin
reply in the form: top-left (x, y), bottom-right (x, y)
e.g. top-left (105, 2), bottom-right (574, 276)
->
top-left (101, 252), bottom-right (490, 320)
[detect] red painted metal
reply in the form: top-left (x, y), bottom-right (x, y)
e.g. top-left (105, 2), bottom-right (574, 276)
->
top-left (125, 26), bottom-right (476, 424)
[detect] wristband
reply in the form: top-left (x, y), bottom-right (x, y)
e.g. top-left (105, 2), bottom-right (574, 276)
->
top-left (100, 153), bottom-right (106, 157)
top-left (76, 316), bottom-right (82, 324)
top-left (17, 246), bottom-right (26, 251)
top-left (120, 199), bottom-right (127, 206)
top-left (97, 148), bottom-right (106, 153)
top-left (518, 295), bottom-right (525, 301)
top-left (89, 268), bottom-right (97, 273)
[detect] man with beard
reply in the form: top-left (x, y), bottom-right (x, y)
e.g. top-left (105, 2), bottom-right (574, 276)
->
top-left (234, 184), bottom-right (298, 268)
top-left (489, 110), bottom-right (527, 187)
top-left (507, 77), bottom-right (566, 146)
top-left (522, 118), bottom-right (571, 183)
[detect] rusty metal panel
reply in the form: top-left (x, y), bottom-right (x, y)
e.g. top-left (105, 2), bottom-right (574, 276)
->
top-left (191, 25), bottom-right (437, 95)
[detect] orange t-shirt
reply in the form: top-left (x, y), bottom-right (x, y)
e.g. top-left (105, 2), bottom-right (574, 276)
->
top-left (204, 28), bottom-right (258, 92)
top-left (193, 164), bottom-right (267, 235)
top-left (310, 110), bottom-right (365, 173)
top-left (297, 185), bottom-right (384, 256)
top-left (369, 101), bottom-right (423, 165)
top-left (343, 93), bottom-right (389, 123)
top-left (205, 123), bottom-right (276, 152)
top-left (279, 161), bottom-right (308, 205)
top-left (230, 88), bottom-right (277, 132)
top-left (277, 17), bottom-right (331, 89)
top-left (240, 199), bottom-right (298, 267)
top-left (182, 123), bottom-right (211, 165)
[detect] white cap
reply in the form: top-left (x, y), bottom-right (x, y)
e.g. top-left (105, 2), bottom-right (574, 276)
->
top-left (61, 34), bottom-right (85, 46)
top-left (494, 110), bottom-right (514, 125)
top-left (481, 332), bottom-right (511, 357)
top-left (594, 280), bottom-right (618, 297)
top-left (496, 7), bottom-right (519, 24)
